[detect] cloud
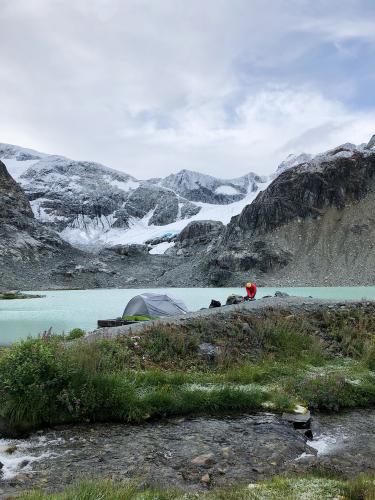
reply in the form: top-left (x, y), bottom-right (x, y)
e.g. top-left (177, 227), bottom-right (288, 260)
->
top-left (0, 0), bottom-right (374, 178)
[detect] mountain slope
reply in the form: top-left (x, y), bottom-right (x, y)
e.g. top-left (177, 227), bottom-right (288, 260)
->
top-left (0, 143), bottom-right (268, 251)
top-left (0, 160), bottom-right (71, 264)
top-left (199, 139), bottom-right (375, 286)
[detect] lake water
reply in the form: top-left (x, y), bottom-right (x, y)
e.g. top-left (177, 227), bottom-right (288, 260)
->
top-left (1, 286), bottom-right (375, 344)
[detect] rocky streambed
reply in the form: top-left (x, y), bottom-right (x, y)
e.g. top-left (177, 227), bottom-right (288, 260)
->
top-left (1, 410), bottom-right (374, 497)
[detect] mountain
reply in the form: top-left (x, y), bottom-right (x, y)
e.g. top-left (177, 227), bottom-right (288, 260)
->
top-left (161, 169), bottom-right (265, 204)
top-left (0, 144), bottom-right (268, 251)
top-left (196, 138), bottom-right (375, 286)
top-left (0, 159), bottom-right (71, 262)
top-left (2, 135), bottom-right (375, 290)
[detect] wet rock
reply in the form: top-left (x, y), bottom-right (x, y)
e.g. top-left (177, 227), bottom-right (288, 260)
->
top-left (209, 299), bottom-right (221, 308)
top-left (20, 460), bottom-right (30, 468)
top-left (191, 453), bottom-right (216, 467)
top-left (282, 410), bottom-right (311, 429)
top-left (226, 294), bottom-right (243, 305)
top-left (275, 291), bottom-right (289, 298)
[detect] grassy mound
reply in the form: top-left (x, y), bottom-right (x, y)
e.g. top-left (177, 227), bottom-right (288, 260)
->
top-left (1, 305), bottom-right (375, 434)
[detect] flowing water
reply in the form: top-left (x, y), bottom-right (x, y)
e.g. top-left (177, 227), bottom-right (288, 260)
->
top-left (0, 410), bottom-right (374, 495)
top-left (1, 286), bottom-right (375, 344)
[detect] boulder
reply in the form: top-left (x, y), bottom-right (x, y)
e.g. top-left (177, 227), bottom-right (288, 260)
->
top-left (178, 220), bottom-right (224, 245)
top-left (198, 343), bottom-right (219, 359)
top-left (226, 294), bottom-right (243, 305)
top-left (274, 291), bottom-right (289, 298)
top-left (106, 244), bottom-right (148, 257)
top-left (191, 453), bottom-right (216, 466)
top-left (209, 299), bottom-right (221, 308)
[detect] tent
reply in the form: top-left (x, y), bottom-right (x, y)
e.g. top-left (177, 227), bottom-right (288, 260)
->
top-left (123, 292), bottom-right (188, 318)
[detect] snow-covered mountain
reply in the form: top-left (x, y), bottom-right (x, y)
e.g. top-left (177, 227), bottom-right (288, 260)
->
top-left (0, 143), bottom-right (269, 251)
top-left (160, 169), bottom-right (265, 204)
top-left (5, 138), bottom-right (371, 254)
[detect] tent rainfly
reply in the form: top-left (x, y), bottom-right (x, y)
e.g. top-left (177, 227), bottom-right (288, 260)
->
top-left (123, 292), bottom-right (188, 318)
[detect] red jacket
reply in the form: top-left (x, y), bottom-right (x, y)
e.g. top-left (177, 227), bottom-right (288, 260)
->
top-left (246, 283), bottom-right (257, 299)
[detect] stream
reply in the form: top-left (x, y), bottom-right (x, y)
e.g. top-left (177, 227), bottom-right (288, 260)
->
top-left (0, 410), bottom-right (374, 496)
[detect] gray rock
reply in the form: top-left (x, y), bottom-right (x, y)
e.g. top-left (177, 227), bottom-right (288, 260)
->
top-left (282, 411), bottom-right (311, 429)
top-left (226, 294), bottom-right (243, 305)
top-left (274, 291), bottom-right (290, 298)
top-left (191, 453), bottom-right (216, 466)
top-left (198, 343), bottom-right (218, 358)
top-left (209, 300), bottom-right (221, 308)
top-left (365, 134), bottom-right (375, 150)
top-left (242, 323), bottom-right (253, 334)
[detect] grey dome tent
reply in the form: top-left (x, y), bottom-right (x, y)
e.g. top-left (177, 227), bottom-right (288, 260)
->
top-left (123, 292), bottom-right (188, 318)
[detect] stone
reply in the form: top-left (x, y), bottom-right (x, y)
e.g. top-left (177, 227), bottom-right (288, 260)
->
top-left (209, 299), bottom-right (221, 308)
top-left (200, 473), bottom-right (211, 484)
top-left (282, 410), bottom-right (311, 429)
top-left (226, 294), bottom-right (243, 305)
top-left (242, 323), bottom-right (253, 334)
top-left (191, 453), bottom-right (216, 466)
top-left (221, 447), bottom-right (231, 459)
top-left (274, 291), bottom-right (289, 298)
top-left (198, 343), bottom-right (218, 359)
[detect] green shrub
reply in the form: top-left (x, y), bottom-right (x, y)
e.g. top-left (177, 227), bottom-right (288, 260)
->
top-left (292, 372), bottom-right (375, 411)
top-left (65, 328), bottom-right (86, 340)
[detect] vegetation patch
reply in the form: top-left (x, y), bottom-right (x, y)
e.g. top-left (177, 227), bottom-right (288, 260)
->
top-left (0, 291), bottom-right (44, 300)
top-left (1, 305), bottom-right (375, 434)
top-left (18, 475), bottom-right (375, 500)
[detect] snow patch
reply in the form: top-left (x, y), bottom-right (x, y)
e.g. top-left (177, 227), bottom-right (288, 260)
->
top-left (149, 241), bottom-right (175, 255)
top-left (2, 158), bottom-right (39, 180)
top-left (104, 176), bottom-right (140, 192)
top-left (215, 185), bottom-right (239, 195)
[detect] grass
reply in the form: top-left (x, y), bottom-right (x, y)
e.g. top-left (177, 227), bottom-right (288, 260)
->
top-left (18, 475), bottom-right (375, 499)
top-left (0, 305), bottom-right (375, 434)
top-left (0, 291), bottom-right (44, 300)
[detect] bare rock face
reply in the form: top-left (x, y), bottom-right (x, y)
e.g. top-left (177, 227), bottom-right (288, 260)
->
top-left (0, 160), bottom-right (34, 221)
top-left (0, 160), bottom-right (70, 262)
top-left (178, 220), bottom-right (224, 246)
top-left (203, 143), bottom-right (375, 285)
top-left (227, 147), bottom-right (375, 238)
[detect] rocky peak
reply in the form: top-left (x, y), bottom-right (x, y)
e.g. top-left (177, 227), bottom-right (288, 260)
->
top-left (366, 134), bottom-right (375, 150)
top-left (0, 160), bottom-right (34, 221)
top-left (226, 147), bottom-right (375, 238)
top-left (0, 160), bottom-right (72, 261)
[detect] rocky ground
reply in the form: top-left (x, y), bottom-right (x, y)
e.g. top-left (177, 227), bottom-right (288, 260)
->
top-left (1, 410), bottom-right (374, 497)
top-left (87, 296), bottom-right (366, 340)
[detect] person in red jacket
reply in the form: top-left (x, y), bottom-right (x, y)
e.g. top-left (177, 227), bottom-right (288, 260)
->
top-left (244, 282), bottom-right (257, 301)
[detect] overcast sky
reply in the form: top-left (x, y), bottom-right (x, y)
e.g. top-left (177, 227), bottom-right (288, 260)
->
top-left (1, 0), bottom-right (375, 178)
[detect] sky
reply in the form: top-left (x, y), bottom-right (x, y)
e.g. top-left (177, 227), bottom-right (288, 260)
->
top-left (0, 0), bottom-right (375, 179)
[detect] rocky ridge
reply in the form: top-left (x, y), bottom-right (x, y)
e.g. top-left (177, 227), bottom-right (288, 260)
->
top-left (0, 144), bottom-right (268, 251)
top-left (0, 160), bottom-right (71, 263)
top-left (1, 136), bottom-right (375, 289)
top-left (198, 138), bottom-right (375, 285)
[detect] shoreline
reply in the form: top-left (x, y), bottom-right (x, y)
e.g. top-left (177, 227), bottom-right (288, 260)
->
top-left (87, 296), bottom-right (375, 340)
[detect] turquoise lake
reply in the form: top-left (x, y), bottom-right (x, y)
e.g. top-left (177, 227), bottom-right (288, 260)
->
top-left (1, 286), bottom-right (375, 344)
